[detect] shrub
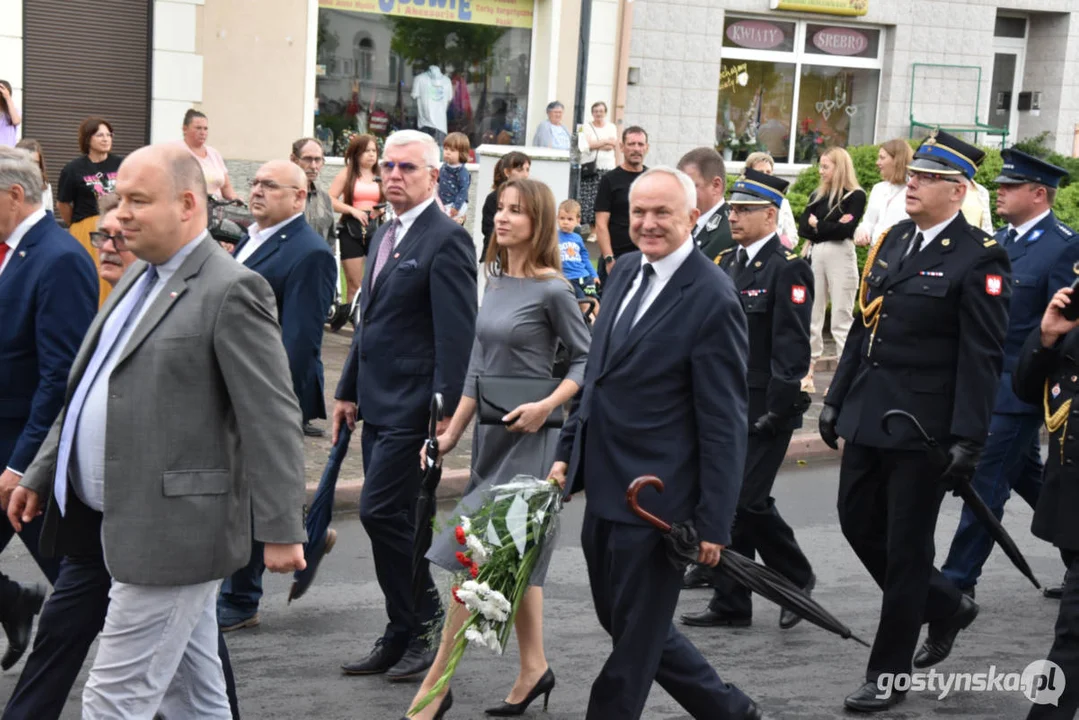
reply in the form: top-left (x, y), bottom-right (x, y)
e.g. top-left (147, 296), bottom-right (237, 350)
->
top-left (1057, 184), bottom-right (1079, 229)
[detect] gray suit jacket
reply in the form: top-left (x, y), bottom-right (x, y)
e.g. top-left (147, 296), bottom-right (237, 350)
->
top-left (21, 236), bottom-right (307, 586)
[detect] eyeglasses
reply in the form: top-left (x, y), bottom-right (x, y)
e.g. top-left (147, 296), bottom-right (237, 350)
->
top-left (907, 172), bottom-right (961, 187)
top-left (250, 178), bottom-right (301, 191)
top-left (728, 205), bottom-right (770, 216)
top-left (89, 231), bottom-right (126, 249)
top-left (298, 156), bottom-right (325, 166)
top-left (379, 160), bottom-right (430, 175)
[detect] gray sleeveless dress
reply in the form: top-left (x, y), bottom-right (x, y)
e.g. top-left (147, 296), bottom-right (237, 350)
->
top-left (427, 274), bottom-right (591, 586)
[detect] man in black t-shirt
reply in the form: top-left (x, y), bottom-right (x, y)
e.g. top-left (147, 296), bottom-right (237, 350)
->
top-left (594, 126), bottom-right (649, 285)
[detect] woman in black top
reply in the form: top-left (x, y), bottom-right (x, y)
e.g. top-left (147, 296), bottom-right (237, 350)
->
top-left (798, 147), bottom-right (866, 393)
top-left (57, 116), bottom-right (123, 307)
top-left (481, 151), bottom-right (530, 261)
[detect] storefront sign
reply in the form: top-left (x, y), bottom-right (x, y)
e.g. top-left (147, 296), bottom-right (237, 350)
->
top-left (770, 0), bottom-right (868, 17)
top-left (319, 0), bottom-right (533, 29)
top-left (725, 20), bottom-right (786, 50)
top-left (812, 27), bottom-right (868, 55)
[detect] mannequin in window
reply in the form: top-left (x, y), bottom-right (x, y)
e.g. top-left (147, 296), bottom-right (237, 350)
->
top-left (412, 66), bottom-right (453, 143)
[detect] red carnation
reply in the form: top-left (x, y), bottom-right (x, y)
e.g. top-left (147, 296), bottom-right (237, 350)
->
top-left (455, 551), bottom-right (471, 567)
top-left (452, 586), bottom-right (463, 604)
top-left (469, 563), bottom-right (479, 579)
top-left (455, 526), bottom-right (467, 545)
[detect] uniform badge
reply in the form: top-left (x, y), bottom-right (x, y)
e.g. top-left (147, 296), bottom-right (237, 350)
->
top-left (985, 274), bottom-right (1003, 296)
top-left (941, 238), bottom-right (951, 247)
top-left (919, 271), bottom-right (944, 277)
top-left (1073, 260), bottom-right (1079, 276)
top-left (1052, 383), bottom-right (1062, 399)
top-left (754, 260), bottom-right (762, 268)
top-left (1028, 229), bottom-right (1044, 243)
top-left (705, 213), bottom-right (722, 232)
top-left (791, 285), bottom-right (807, 304)
top-left (877, 259), bottom-right (889, 269)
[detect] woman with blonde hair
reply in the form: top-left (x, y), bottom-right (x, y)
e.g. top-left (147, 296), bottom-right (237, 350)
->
top-left (403, 178), bottom-right (590, 720)
top-left (854, 138), bottom-right (913, 247)
top-left (797, 147), bottom-right (866, 393)
top-left (744, 151), bottom-right (798, 248)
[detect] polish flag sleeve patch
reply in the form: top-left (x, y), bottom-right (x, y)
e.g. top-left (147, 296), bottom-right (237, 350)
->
top-left (791, 285), bottom-right (807, 304)
top-left (985, 275), bottom-right (1003, 296)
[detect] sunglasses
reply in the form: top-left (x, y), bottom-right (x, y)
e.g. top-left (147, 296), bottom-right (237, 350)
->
top-left (89, 231), bottom-right (127, 249)
top-left (379, 160), bottom-right (430, 175)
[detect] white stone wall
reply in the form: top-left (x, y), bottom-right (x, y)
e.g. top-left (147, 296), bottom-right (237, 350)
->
top-left (625, 0), bottom-right (1079, 166)
top-left (0, 0), bottom-right (23, 142)
top-left (152, 0), bottom-right (205, 144)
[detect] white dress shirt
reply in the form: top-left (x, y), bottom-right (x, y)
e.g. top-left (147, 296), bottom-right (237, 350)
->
top-left (235, 212), bottom-right (303, 264)
top-left (694, 200), bottom-right (726, 237)
top-left (393, 196), bottom-right (437, 249)
top-left (912, 212), bottom-right (962, 253)
top-left (1008, 209), bottom-right (1052, 240)
top-left (0, 207), bottom-right (46, 277)
top-left (614, 236), bottom-right (696, 327)
top-left (72, 233), bottom-right (207, 511)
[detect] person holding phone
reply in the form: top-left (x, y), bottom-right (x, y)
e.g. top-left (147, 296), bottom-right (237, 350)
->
top-left (940, 150), bottom-right (1079, 602)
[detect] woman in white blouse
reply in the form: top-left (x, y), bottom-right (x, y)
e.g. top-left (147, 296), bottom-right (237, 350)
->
top-left (854, 138), bottom-right (914, 247)
top-left (576, 101), bottom-right (619, 232)
top-left (744, 151), bottom-right (798, 248)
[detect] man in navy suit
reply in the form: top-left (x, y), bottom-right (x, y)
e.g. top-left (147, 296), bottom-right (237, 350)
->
top-left (333, 130), bottom-right (476, 681)
top-left (218, 160), bottom-right (337, 631)
top-left (941, 150), bottom-right (1079, 599)
top-left (550, 167), bottom-right (763, 719)
top-left (0, 146), bottom-right (97, 669)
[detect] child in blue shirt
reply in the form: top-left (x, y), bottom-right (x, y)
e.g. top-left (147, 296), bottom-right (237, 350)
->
top-left (438, 132), bottom-right (471, 225)
top-left (558, 199), bottom-right (599, 300)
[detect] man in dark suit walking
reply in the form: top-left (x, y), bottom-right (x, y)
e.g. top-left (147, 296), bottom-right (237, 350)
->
top-left (819, 132), bottom-right (1011, 712)
top-left (677, 147), bottom-right (733, 261)
top-left (0, 146), bottom-right (97, 668)
top-left (218, 160), bottom-right (337, 632)
top-left (550, 167), bottom-right (763, 719)
top-left (681, 168), bottom-right (815, 631)
top-left (334, 130), bottom-right (477, 681)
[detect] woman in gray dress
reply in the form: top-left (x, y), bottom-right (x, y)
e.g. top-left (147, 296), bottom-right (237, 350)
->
top-left (405, 179), bottom-right (591, 720)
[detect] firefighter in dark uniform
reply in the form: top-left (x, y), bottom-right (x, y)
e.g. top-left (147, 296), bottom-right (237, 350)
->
top-left (680, 168), bottom-right (816, 629)
top-left (1014, 286), bottom-right (1079, 718)
top-left (677, 147), bottom-right (734, 261)
top-left (942, 150), bottom-right (1079, 600)
top-left (818, 131), bottom-right (1012, 712)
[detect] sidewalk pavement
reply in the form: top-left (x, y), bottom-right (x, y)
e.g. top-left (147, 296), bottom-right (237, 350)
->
top-left (307, 329), bottom-right (842, 509)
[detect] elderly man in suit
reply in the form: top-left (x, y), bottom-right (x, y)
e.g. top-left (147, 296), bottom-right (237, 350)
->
top-left (550, 167), bottom-right (764, 720)
top-left (218, 160), bottom-right (337, 632)
top-left (8, 144), bottom-right (307, 718)
top-left (334, 129), bottom-right (477, 681)
top-left (0, 146), bottom-right (97, 670)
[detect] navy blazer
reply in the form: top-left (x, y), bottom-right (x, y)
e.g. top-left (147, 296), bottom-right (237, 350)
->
top-left (556, 247), bottom-right (749, 545)
top-left (992, 211), bottom-right (1079, 415)
top-left (0, 212), bottom-right (97, 472)
top-left (335, 201), bottom-right (477, 429)
top-left (233, 215), bottom-right (337, 420)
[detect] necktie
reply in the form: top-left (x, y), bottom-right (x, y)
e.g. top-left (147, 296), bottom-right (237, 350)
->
top-left (898, 232), bottom-right (924, 271)
top-left (1004, 227), bottom-right (1018, 247)
top-left (371, 219), bottom-right (400, 288)
top-left (0, 242), bottom-right (9, 275)
top-left (608, 264), bottom-right (655, 354)
top-left (53, 266), bottom-right (159, 515)
top-left (736, 247), bottom-right (749, 270)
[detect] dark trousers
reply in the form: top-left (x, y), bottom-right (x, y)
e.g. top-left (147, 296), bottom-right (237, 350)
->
top-left (1028, 549), bottom-right (1079, 719)
top-left (838, 443), bottom-right (963, 681)
top-left (581, 511), bottom-right (753, 720)
top-left (360, 422), bottom-right (440, 644)
top-left (218, 537), bottom-right (264, 620)
top-left (0, 516), bottom-right (59, 618)
top-left (710, 430), bottom-right (813, 617)
top-left (942, 412), bottom-right (1044, 590)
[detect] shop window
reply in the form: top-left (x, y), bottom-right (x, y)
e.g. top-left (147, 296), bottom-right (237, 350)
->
top-left (717, 59), bottom-right (796, 163)
top-left (316, 3), bottom-right (533, 158)
top-left (795, 65), bottom-right (879, 163)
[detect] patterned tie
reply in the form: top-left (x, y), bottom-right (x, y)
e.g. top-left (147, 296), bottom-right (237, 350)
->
top-left (53, 266), bottom-right (159, 515)
top-left (608, 264), bottom-right (655, 355)
top-left (371, 219), bottom-right (400, 288)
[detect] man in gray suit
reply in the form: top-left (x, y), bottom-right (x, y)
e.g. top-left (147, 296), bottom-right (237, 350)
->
top-left (7, 144), bottom-right (307, 719)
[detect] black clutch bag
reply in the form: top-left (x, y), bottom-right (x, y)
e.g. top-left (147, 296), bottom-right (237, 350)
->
top-left (476, 376), bottom-right (563, 428)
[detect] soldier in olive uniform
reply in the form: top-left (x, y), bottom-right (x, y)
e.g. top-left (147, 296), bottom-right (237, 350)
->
top-left (1014, 285), bottom-right (1079, 718)
top-left (678, 147), bottom-right (734, 261)
top-left (819, 131), bottom-right (1011, 712)
top-left (681, 169), bottom-right (816, 630)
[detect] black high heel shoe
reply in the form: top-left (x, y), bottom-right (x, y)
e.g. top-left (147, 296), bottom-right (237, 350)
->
top-left (400, 688), bottom-right (453, 720)
top-left (484, 668), bottom-right (555, 716)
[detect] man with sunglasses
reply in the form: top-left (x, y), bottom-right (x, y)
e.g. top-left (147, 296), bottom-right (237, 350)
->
top-left (819, 131), bottom-right (1011, 712)
top-left (680, 168), bottom-right (816, 633)
top-left (334, 130), bottom-right (476, 681)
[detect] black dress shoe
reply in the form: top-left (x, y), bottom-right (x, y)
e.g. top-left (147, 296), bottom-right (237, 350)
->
top-left (913, 594), bottom-right (979, 668)
top-left (485, 667), bottom-right (555, 716)
top-left (1, 582), bottom-right (46, 671)
top-left (961, 585), bottom-right (975, 600)
top-left (341, 639), bottom-right (406, 675)
top-left (303, 421), bottom-right (326, 437)
top-left (386, 642), bottom-right (436, 682)
top-left (843, 681), bottom-right (905, 712)
top-left (682, 564), bottom-right (713, 590)
top-left (779, 574), bottom-right (815, 630)
top-left (680, 608), bottom-right (751, 628)
top-left (401, 689), bottom-right (453, 720)
top-left (1045, 585), bottom-right (1064, 600)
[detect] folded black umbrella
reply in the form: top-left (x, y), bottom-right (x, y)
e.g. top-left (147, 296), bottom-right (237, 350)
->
top-left (881, 409), bottom-right (1041, 590)
top-left (289, 423), bottom-right (352, 603)
top-left (411, 394), bottom-right (445, 609)
top-left (626, 476), bottom-right (869, 647)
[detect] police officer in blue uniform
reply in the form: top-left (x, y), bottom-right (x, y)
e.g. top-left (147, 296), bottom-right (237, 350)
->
top-left (681, 169), bottom-right (816, 630)
top-left (941, 150), bottom-right (1079, 600)
top-left (819, 131), bottom-right (1011, 712)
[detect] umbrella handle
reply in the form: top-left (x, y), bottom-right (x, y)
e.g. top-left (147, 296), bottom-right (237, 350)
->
top-left (429, 393), bottom-right (445, 440)
top-left (626, 476), bottom-right (673, 533)
top-left (881, 409), bottom-right (938, 448)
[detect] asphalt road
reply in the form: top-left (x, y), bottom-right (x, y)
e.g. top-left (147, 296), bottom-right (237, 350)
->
top-left (0, 457), bottom-right (1065, 719)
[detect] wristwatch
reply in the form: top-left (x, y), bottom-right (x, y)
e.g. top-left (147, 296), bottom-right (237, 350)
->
top-left (603, 255), bottom-right (615, 264)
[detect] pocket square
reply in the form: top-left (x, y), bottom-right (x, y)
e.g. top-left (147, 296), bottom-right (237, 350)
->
top-left (399, 259), bottom-right (419, 271)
